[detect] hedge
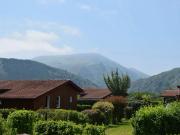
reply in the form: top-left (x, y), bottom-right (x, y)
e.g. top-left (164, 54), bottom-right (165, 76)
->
top-left (131, 102), bottom-right (180, 135)
top-left (34, 120), bottom-right (105, 135)
top-left (37, 109), bottom-right (89, 124)
top-left (34, 120), bottom-right (83, 135)
top-left (84, 124), bottom-right (106, 135)
top-left (7, 110), bottom-right (38, 134)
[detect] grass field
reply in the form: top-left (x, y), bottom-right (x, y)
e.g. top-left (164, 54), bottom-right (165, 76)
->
top-left (106, 121), bottom-right (133, 135)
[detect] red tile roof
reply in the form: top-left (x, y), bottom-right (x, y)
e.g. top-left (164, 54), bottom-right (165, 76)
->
top-left (161, 90), bottom-right (180, 97)
top-left (80, 88), bottom-right (112, 100)
top-left (0, 80), bottom-right (83, 99)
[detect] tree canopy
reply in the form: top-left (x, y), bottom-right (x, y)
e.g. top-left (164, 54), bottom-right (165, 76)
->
top-left (104, 69), bottom-right (131, 96)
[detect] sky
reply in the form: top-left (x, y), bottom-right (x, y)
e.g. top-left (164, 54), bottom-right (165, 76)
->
top-left (0, 0), bottom-right (180, 75)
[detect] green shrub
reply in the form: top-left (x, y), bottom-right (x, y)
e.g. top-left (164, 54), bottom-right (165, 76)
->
top-left (92, 101), bottom-right (114, 124)
top-left (77, 104), bottom-right (92, 111)
top-left (37, 109), bottom-right (88, 124)
top-left (34, 120), bottom-right (83, 135)
top-left (36, 109), bottom-right (55, 120)
top-left (131, 102), bottom-right (180, 135)
top-left (104, 96), bottom-right (127, 123)
top-left (84, 124), bottom-right (105, 135)
top-left (82, 109), bottom-right (106, 125)
top-left (68, 110), bottom-right (88, 124)
top-left (0, 109), bottom-right (16, 119)
top-left (0, 115), bottom-right (7, 135)
top-left (53, 109), bottom-right (69, 121)
top-left (7, 110), bottom-right (38, 134)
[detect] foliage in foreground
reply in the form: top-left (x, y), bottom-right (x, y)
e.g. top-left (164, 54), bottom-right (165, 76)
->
top-left (37, 109), bottom-right (89, 124)
top-left (34, 120), bottom-right (105, 135)
top-left (34, 120), bottom-right (83, 135)
top-left (7, 110), bottom-right (38, 134)
top-left (131, 102), bottom-right (180, 135)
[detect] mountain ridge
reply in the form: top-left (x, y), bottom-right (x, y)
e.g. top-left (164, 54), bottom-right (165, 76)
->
top-left (0, 58), bottom-right (97, 88)
top-left (129, 68), bottom-right (180, 93)
top-left (33, 53), bottom-right (149, 87)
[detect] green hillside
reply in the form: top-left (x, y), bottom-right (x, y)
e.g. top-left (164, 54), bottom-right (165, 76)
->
top-left (129, 68), bottom-right (180, 93)
top-left (0, 58), bottom-right (97, 88)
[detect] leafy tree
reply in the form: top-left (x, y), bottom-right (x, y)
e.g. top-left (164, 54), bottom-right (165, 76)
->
top-left (104, 69), bottom-right (130, 96)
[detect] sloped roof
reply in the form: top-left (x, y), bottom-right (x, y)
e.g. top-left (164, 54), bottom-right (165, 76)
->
top-left (161, 90), bottom-right (180, 97)
top-left (80, 88), bottom-right (112, 100)
top-left (0, 80), bottom-right (83, 99)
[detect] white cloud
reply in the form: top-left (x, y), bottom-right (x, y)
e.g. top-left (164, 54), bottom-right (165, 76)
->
top-left (0, 30), bottom-right (74, 59)
top-left (25, 20), bottom-right (81, 37)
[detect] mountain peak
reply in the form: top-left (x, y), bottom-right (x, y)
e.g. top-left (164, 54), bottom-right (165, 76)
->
top-left (34, 53), bottom-right (148, 87)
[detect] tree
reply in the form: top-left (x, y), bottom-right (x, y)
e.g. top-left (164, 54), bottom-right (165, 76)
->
top-left (104, 69), bottom-right (130, 96)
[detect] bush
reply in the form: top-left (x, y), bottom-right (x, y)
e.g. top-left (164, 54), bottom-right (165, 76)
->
top-left (82, 109), bottom-right (106, 125)
top-left (104, 96), bottom-right (127, 123)
top-left (53, 109), bottom-right (69, 121)
top-left (36, 109), bottom-right (55, 120)
top-left (7, 110), bottom-right (38, 134)
top-left (0, 109), bottom-right (16, 119)
top-left (34, 120), bottom-right (83, 135)
top-left (131, 102), bottom-right (180, 135)
top-left (84, 124), bottom-right (105, 135)
top-left (77, 104), bottom-right (92, 111)
top-left (68, 110), bottom-right (88, 124)
top-left (0, 115), bottom-right (7, 135)
top-left (92, 101), bottom-right (114, 124)
top-left (37, 109), bottom-right (89, 124)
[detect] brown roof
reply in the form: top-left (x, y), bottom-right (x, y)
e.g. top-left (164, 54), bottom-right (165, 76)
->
top-left (161, 90), bottom-right (180, 97)
top-left (0, 80), bottom-right (83, 99)
top-left (80, 88), bottom-right (112, 100)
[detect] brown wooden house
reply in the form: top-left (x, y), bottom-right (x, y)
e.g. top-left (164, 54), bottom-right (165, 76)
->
top-left (161, 88), bottom-right (180, 103)
top-left (0, 80), bottom-right (83, 110)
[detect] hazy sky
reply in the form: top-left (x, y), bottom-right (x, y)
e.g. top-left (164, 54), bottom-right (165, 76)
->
top-left (0, 0), bottom-right (180, 75)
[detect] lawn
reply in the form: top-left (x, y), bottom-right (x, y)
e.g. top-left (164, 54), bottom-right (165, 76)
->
top-left (106, 121), bottom-right (133, 135)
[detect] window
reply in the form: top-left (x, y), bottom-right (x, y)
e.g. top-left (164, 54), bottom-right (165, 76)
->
top-left (56, 96), bottom-right (61, 108)
top-left (46, 96), bottom-right (50, 109)
top-left (69, 96), bottom-right (73, 103)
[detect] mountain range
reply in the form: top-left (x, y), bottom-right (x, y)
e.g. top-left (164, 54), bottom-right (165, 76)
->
top-left (33, 53), bottom-right (149, 87)
top-left (0, 53), bottom-right (179, 93)
top-left (0, 58), bottom-right (97, 88)
top-left (129, 68), bottom-right (180, 93)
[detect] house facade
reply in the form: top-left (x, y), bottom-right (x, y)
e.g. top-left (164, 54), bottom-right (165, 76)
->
top-left (0, 80), bottom-right (83, 110)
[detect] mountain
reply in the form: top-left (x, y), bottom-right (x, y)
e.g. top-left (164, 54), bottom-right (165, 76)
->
top-left (0, 58), bottom-right (97, 88)
top-left (33, 53), bottom-right (149, 87)
top-left (129, 68), bottom-right (180, 93)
